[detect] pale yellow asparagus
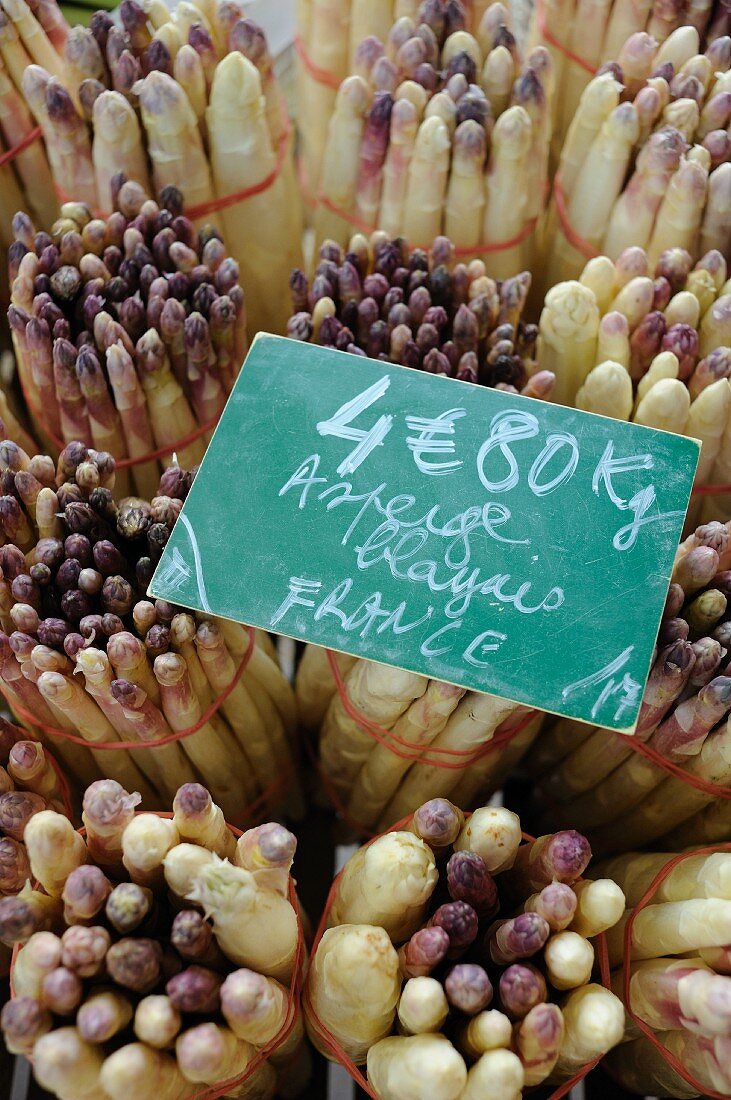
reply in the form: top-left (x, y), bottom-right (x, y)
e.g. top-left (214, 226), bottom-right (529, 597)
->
top-left (397, 976), bottom-right (449, 1035)
top-left (635, 351), bottom-right (680, 407)
top-left (595, 850), bottom-right (731, 904)
top-left (537, 280), bottom-right (600, 407)
top-left (92, 91), bottom-right (151, 214)
top-left (454, 805), bottom-right (523, 873)
top-left (319, 658), bottom-right (427, 800)
top-left (327, 831), bottom-right (437, 942)
top-left (575, 360), bottom-right (633, 419)
top-left (557, 72), bottom-right (622, 196)
top-left (544, 931), bottom-right (595, 990)
top-left (482, 105), bottom-right (532, 280)
top-left (480, 46), bottom-right (514, 116)
top-left (552, 984), bottom-right (624, 1075)
top-left (633, 377), bottom-right (691, 432)
top-left (314, 76), bottom-right (371, 248)
top-left (459, 1048), bottom-right (523, 1100)
top-left (122, 814), bottom-right (180, 891)
top-left (580, 257), bottom-right (618, 315)
top-left (456, 1010), bottom-right (513, 1060)
top-left (569, 878), bottom-right (626, 937)
top-left (367, 1034), bottom-right (467, 1100)
top-left (294, 646), bottom-right (356, 731)
top-left (402, 115), bottom-right (451, 249)
top-left (24, 811), bottom-right (87, 898)
top-left (305, 924), bottom-right (400, 1064)
top-left (347, 679), bottom-right (465, 830)
top-left (206, 52), bottom-right (301, 334)
top-left (380, 693), bottom-right (519, 827)
top-left (607, 898), bottom-right (731, 964)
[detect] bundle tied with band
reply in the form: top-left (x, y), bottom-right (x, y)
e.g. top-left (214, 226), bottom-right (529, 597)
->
top-left (528, 0), bottom-right (728, 155)
top-left (8, 179), bottom-right (247, 492)
top-left (304, 801), bottom-right (626, 1100)
top-left (0, 781), bottom-right (309, 1100)
top-left (310, 0), bottom-right (551, 277)
top-left (527, 516), bottom-right (731, 857)
top-left (0, 0), bottom-right (301, 334)
top-left (0, 715), bottom-right (72, 982)
top-left (297, 645), bottom-right (540, 834)
top-left (540, 26), bottom-right (730, 299)
top-left (295, 0), bottom-right (497, 209)
top-left (0, 440), bottom-right (302, 823)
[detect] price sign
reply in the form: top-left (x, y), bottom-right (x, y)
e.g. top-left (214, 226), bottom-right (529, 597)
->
top-left (150, 334), bottom-right (699, 732)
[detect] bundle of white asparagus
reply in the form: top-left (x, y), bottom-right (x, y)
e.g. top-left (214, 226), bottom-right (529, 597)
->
top-left (528, 516), bottom-right (731, 856)
top-left (288, 232), bottom-right (552, 394)
top-left (598, 847), bottom-right (731, 1097)
top-left (296, 0), bottom-right (495, 203)
top-left (0, 0), bottom-right (301, 333)
top-left (305, 800), bottom-right (626, 1099)
top-left (529, 0), bottom-right (728, 155)
top-left (296, 645), bottom-right (543, 831)
top-left (0, 716), bottom-right (70, 981)
top-left (0, 438), bottom-right (302, 819)
top-left (537, 246), bottom-right (731, 523)
top-left (0, 781), bottom-right (309, 1099)
top-left (541, 26), bottom-right (731, 295)
top-left (8, 179), bottom-right (247, 494)
top-left (313, 0), bottom-right (551, 276)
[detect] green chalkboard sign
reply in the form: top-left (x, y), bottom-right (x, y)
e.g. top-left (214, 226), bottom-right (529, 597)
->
top-left (150, 334), bottom-right (699, 732)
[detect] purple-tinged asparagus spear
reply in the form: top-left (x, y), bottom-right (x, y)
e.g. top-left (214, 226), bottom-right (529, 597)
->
top-left (1, 997), bottom-right (52, 1054)
top-left (62, 865), bottom-right (112, 926)
top-left (428, 901), bottom-right (479, 957)
top-left (41, 966), bottom-right (83, 1015)
top-left (524, 881), bottom-right (578, 931)
top-left (445, 964), bottom-right (493, 1015)
top-left (166, 965), bottom-right (223, 1014)
top-left (447, 851), bottom-right (499, 917)
top-left (398, 926), bottom-right (450, 978)
top-left (499, 963), bottom-right (548, 1019)
top-left (106, 937), bottom-right (163, 993)
top-left (485, 913), bottom-right (551, 964)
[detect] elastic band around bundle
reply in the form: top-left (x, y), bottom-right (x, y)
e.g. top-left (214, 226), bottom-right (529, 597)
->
top-left (0, 626), bottom-right (255, 751)
top-left (621, 843), bottom-right (731, 1100)
top-left (304, 815), bottom-right (611, 1100)
top-left (551, 176), bottom-right (600, 261)
top-left (0, 126), bottom-right (43, 170)
top-left (316, 194), bottom-right (540, 257)
top-left (691, 481), bottom-right (731, 495)
top-left (15, 361), bottom-right (219, 469)
top-left (326, 650), bottom-right (536, 768)
top-left (9, 812), bottom-right (306, 1100)
top-left (534, 0), bottom-right (597, 75)
top-left (621, 732), bottom-right (731, 799)
top-left (54, 113), bottom-right (291, 224)
top-left (294, 36), bottom-right (342, 91)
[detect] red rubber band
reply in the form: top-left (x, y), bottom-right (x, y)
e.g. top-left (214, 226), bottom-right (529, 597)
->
top-left (326, 650), bottom-right (536, 768)
top-left (294, 35), bottom-right (342, 91)
top-left (185, 115), bottom-right (292, 220)
top-left (15, 363), bottom-right (218, 469)
top-left (10, 813), bottom-right (306, 1100)
top-left (304, 816), bottom-right (612, 1098)
top-left (622, 734), bottom-right (731, 800)
top-left (0, 126), bottom-right (43, 170)
top-left (691, 482), bottom-right (731, 495)
top-left (552, 176), bottom-right (600, 261)
top-left (0, 627), bottom-right (255, 751)
top-left (621, 843), bottom-right (731, 1100)
top-left (55, 114), bottom-right (290, 224)
top-left (317, 194), bottom-right (539, 257)
top-left (534, 0), bottom-right (598, 75)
